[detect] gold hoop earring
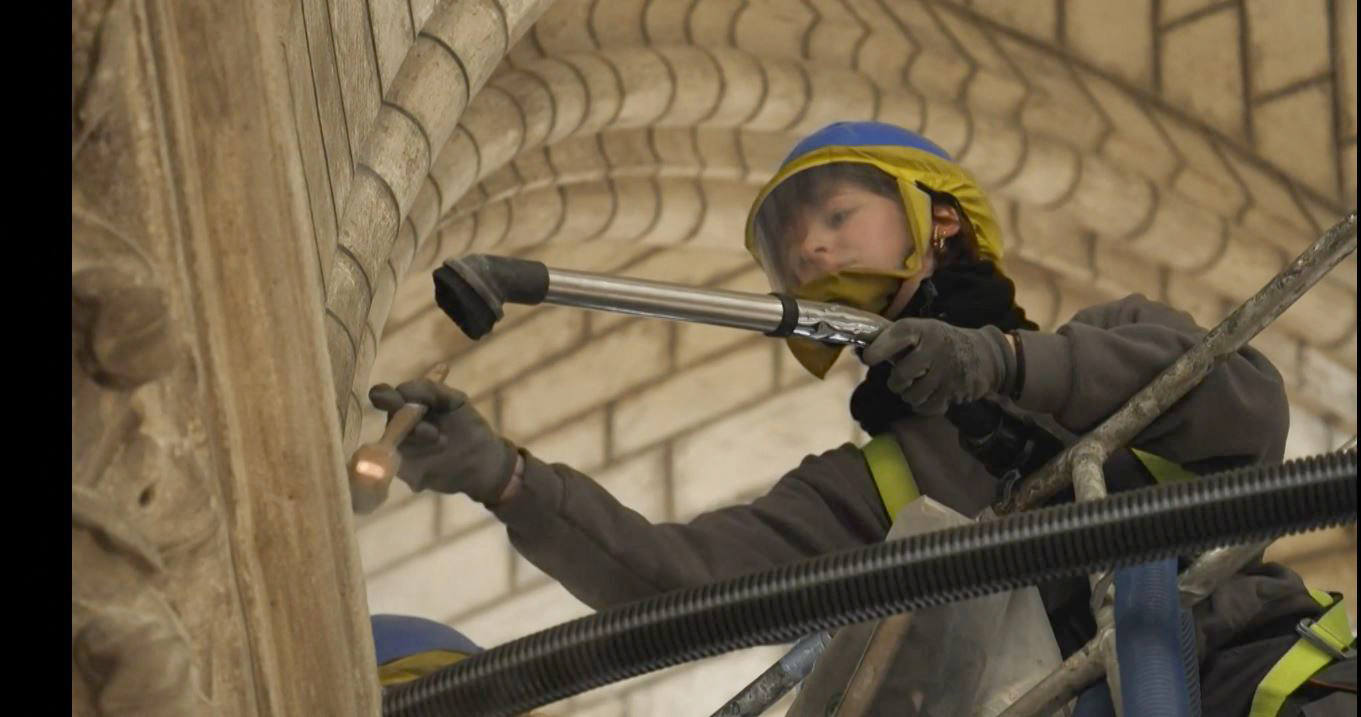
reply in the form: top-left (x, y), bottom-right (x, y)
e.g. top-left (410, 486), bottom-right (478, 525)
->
top-left (930, 230), bottom-right (946, 254)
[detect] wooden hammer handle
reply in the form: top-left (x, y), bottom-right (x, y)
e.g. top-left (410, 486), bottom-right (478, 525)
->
top-left (375, 362), bottom-right (453, 449)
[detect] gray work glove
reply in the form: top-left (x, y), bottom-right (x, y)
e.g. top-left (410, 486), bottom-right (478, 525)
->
top-left (862, 319), bottom-right (1016, 416)
top-left (367, 379), bottom-right (518, 504)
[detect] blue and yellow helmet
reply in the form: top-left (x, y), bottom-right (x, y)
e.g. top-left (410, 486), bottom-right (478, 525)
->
top-left (371, 614), bottom-right (481, 686)
top-left (743, 122), bottom-right (1005, 377)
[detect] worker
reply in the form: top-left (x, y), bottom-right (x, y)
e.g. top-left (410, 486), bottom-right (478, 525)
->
top-left (370, 122), bottom-right (1355, 715)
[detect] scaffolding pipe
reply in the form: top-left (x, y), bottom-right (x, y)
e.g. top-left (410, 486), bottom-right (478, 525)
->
top-left (996, 211), bottom-right (1357, 515)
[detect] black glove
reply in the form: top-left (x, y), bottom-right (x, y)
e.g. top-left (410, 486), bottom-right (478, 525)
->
top-left (861, 319), bottom-right (1017, 416)
top-left (367, 380), bottom-right (518, 504)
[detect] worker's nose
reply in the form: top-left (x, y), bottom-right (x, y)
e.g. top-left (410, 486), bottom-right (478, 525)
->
top-left (798, 231), bottom-right (845, 275)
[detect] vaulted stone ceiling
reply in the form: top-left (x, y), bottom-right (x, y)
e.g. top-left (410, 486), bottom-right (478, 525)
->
top-left (277, 0), bottom-right (1357, 446)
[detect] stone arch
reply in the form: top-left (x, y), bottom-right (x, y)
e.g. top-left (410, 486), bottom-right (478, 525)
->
top-left (328, 3), bottom-right (1355, 445)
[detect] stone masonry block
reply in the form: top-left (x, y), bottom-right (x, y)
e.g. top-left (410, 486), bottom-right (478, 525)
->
top-left (1012, 202), bottom-right (1092, 281)
top-left (638, 178), bottom-right (706, 245)
top-left (1298, 346), bottom-right (1359, 429)
top-left (466, 197), bottom-right (511, 251)
top-left (972, 0), bottom-right (1058, 43)
top-left (1068, 0), bottom-right (1154, 86)
top-left (1081, 73), bottom-right (1179, 182)
top-left (805, 0), bottom-right (865, 67)
top-left (510, 148), bottom-right (557, 197)
top-left (600, 127), bottom-right (660, 171)
top-left (590, 0), bottom-right (647, 47)
top-left (1245, 0), bottom-right (1330, 95)
top-left (875, 90), bottom-right (926, 136)
top-left (429, 130), bottom-right (483, 215)
top-left (490, 70), bottom-right (556, 153)
top-left (994, 134), bottom-right (1080, 207)
top-left (339, 170), bottom-right (404, 288)
top-left (1005, 258), bottom-right (1062, 329)
top-left (1063, 155), bottom-right (1157, 239)
top-left (410, 0), bottom-right (437, 35)
top-left (656, 47), bottom-right (725, 127)
top-left (362, 108), bottom-right (433, 214)
top-left (549, 181), bottom-right (613, 241)
top-left (1151, 111), bottom-right (1249, 217)
top-left (503, 0), bottom-right (555, 45)
top-left (531, 58), bottom-right (591, 144)
top-left (1278, 277), bottom-right (1357, 349)
top-left (438, 493), bottom-right (494, 538)
top-left (424, 0), bottom-right (507, 95)
top-left (672, 371), bottom-right (859, 519)
top-left (732, 0), bottom-right (813, 62)
top-left (1091, 242), bottom-right (1162, 303)
top-left (331, 0), bottom-right (381, 159)
top-left (742, 60), bottom-right (811, 132)
top-left (503, 189), bottom-right (567, 247)
top-left (918, 97), bottom-right (971, 157)
top-left (1285, 404), bottom-right (1336, 459)
top-left (613, 342), bottom-right (774, 454)
top-left (701, 48), bottom-right (767, 128)
top-left (1129, 192), bottom-right (1226, 271)
top-left (356, 495), bottom-right (438, 572)
top-left (522, 407), bottom-right (607, 471)
top-left (687, 0), bottom-right (743, 46)
top-left (604, 180), bottom-right (668, 243)
top-left (365, 521), bottom-right (511, 619)
top-left (609, 48), bottom-right (676, 128)
top-left (958, 114), bottom-right (1026, 186)
top-left (995, 36), bottom-right (1109, 151)
top-left (1161, 8), bottom-right (1246, 140)
top-left (1163, 269), bottom-right (1227, 330)
top-left (853, 28), bottom-right (915, 90)
top-left (547, 133), bottom-right (610, 186)
top-left (460, 88), bottom-right (528, 182)
top-left (689, 181), bottom-right (759, 246)
top-left (788, 68), bottom-right (878, 137)
top-left (643, 0), bottom-right (690, 45)
top-left (326, 251), bottom-right (373, 353)
top-left (502, 320), bottom-right (671, 436)
top-left (389, 38), bottom-right (468, 150)
top-left (693, 127), bottom-right (745, 181)
top-left (905, 41), bottom-right (973, 104)
top-left (531, 0), bottom-right (591, 56)
top-left (1195, 233), bottom-right (1284, 304)
top-left (1253, 85), bottom-right (1337, 196)
top-left (455, 580), bottom-right (593, 648)
top-left (1161, 0), bottom-right (1224, 23)
top-left (446, 305), bottom-right (585, 393)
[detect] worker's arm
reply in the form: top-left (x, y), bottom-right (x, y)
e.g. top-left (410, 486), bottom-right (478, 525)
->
top-left (1012, 293), bottom-right (1291, 470)
top-left (492, 444), bottom-right (890, 610)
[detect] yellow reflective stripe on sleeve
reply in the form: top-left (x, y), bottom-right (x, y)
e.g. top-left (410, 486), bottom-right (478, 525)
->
top-left (1131, 448), bottom-right (1199, 484)
top-left (1248, 593), bottom-right (1355, 717)
top-left (862, 434), bottom-right (920, 522)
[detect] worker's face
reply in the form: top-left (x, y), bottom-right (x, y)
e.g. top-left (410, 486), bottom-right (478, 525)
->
top-left (780, 181), bottom-right (917, 288)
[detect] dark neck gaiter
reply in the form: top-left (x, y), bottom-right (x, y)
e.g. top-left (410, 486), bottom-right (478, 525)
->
top-left (849, 259), bottom-right (1039, 435)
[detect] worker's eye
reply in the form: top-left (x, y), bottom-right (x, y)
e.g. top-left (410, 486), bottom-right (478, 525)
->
top-left (827, 209), bottom-right (852, 228)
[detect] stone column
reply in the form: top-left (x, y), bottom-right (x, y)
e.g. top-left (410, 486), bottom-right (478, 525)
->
top-left (72, 1), bottom-right (378, 714)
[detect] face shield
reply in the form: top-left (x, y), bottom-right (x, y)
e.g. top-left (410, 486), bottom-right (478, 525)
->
top-left (748, 160), bottom-right (938, 303)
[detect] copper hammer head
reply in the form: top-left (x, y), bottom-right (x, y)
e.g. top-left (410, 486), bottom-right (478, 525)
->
top-left (348, 363), bottom-right (451, 514)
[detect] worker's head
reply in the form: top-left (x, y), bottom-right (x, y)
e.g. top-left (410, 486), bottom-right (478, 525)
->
top-left (744, 122), bottom-right (1005, 376)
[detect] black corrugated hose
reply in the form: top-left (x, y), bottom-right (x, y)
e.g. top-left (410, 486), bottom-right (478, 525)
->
top-left (383, 450), bottom-right (1357, 717)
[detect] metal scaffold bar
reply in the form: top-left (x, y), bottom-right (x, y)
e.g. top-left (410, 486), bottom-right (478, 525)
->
top-left (997, 211), bottom-right (1357, 516)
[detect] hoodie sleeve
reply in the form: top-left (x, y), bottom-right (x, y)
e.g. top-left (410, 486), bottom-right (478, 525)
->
top-left (1010, 294), bottom-right (1290, 470)
top-left (490, 444), bottom-right (889, 610)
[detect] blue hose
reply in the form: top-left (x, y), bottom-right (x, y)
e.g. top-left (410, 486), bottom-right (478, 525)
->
top-left (1115, 558), bottom-right (1194, 717)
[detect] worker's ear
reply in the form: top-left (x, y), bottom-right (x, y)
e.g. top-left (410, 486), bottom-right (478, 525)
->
top-left (930, 203), bottom-right (961, 240)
